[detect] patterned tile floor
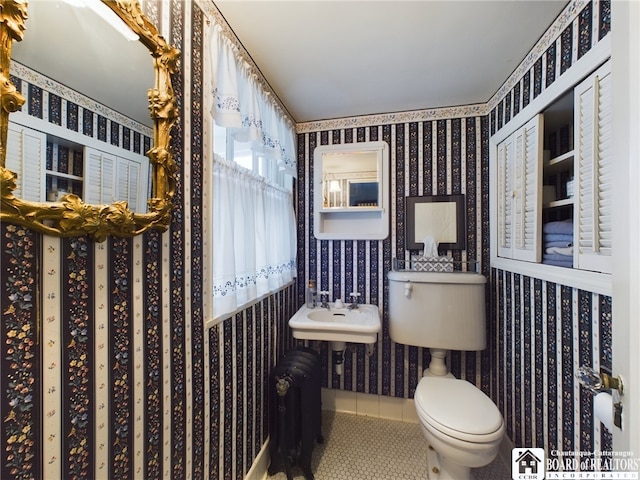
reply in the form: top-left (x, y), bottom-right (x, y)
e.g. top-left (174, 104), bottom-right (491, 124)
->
top-left (268, 411), bottom-right (511, 480)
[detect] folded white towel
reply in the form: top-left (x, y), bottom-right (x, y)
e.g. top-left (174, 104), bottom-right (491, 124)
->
top-left (546, 246), bottom-right (573, 256)
top-left (545, 240), bottom-right (573, 248)
top-left (543, 253), bottom-right (574, 268)
top-left (543, 219), bottom-right (573, 235)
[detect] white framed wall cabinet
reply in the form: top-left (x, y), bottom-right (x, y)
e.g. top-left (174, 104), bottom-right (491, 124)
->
top-left (490, 41), bottom-right (613, 294)
top-left (313, 141), bottom-right (389, 240)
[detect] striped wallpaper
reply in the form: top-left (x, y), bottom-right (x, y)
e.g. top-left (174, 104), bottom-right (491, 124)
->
top-left (295, 117), bottom-right (491, 398)
top-left (294, 0), bottom-right (613, 462)
top-left (488, 0), bottom-right (613, 458)
top-left (0, 1), bottom-right (614, 480)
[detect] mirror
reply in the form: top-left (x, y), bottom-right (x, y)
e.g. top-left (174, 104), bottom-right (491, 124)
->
top-left (315, 142), bottom-right (385, 210)
top-left (0, 0), bottom-right (180, 241)
top-left (313, 141), bottom-right (389, 240)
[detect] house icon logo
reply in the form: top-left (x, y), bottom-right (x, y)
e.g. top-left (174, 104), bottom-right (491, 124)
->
top-left (512, 448), bottom-right (545, 480)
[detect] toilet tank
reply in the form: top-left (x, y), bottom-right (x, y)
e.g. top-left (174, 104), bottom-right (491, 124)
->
top-left (387, 271), bottom-right (487, 351)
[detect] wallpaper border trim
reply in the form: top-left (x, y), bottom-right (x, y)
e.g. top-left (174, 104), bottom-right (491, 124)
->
top-left (296, 104), bottom-right (488, 134)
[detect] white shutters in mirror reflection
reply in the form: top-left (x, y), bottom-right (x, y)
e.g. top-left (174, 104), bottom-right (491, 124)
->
top-left (84, 147), bottom-right (148, 213)
top-left (6, 123), bottom-right (46, 202)
top-left (84, 147), bottom-right (115, 206)
top-left (497, 114), bottom-right (543, 262)
top-left (575, 60), bottom-right (612, 274)
top-left (5, 123), bottom-right (149, 213)
top-left (116, 157), bottom-right (141, 213)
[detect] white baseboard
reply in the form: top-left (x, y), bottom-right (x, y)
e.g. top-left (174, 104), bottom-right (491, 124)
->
top-left (245, 438), bottom-right (271, 480)
top-left (320, 388), bottom-right (420, 424)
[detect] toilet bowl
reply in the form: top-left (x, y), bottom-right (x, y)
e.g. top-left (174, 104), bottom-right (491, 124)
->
top-left (414, 376), bottom-right (504, 479)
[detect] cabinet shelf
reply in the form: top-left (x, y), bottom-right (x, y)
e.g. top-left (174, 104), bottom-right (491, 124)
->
top-left (544, 149), bottom-right (574, 175)
top-left (319, 206), bottom-right (382, 213)
top-left (46, 170), bottom-right (83, 181)
top-left (545, 197), bottom-right (574, 208)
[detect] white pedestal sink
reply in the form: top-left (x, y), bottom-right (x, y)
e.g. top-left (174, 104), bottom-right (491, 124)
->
top-left (288, 303), bottom-right (381, 344)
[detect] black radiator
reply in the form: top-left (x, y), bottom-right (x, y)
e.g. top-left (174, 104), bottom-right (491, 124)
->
top-left (268, 346), bottom-right (323, 480)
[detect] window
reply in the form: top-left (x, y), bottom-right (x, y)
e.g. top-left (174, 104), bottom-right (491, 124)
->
top-left (208, 20), bottom-right (298, 320)
top-left (211, 122), bottom-right (297, 320)
top-left (213, 123), bottom-right (291, 190)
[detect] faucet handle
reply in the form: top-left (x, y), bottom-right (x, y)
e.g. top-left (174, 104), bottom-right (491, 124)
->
top-left (348, 292), bottom-right (361, 308)
top-left (318, 291), bottom-right (331, 308)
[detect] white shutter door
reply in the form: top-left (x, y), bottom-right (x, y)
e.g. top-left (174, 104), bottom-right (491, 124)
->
top-left (497, 136), bottom-right (514, 258)
top-left (513, 115), bottom-right (543, 262)
top-left (574, 60), bottom-right (612, 273)
top-left (5, 123), bottom-right (46, 202)
top-left (115, 157), bottom-right (141, 212)
top-left (84, 147), bottom-right (115, 205)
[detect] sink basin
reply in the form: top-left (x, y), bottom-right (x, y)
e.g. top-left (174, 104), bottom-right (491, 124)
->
top-left (289, 304), bottom-right (381, 344)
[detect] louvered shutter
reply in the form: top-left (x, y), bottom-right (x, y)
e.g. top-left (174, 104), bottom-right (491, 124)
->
top-left (84, 146), bottom-right (116, 205)
top-left (497, 115), bottom-right (543, 261)
top-left (574, 60), bottom-right (612, 273)
top-left (513, 115), bottom-right (543, 262)
top-left (5, 123), bottom-right (46, 202)
top-left (497, 136), bottom-right (514, 258)
top-left (115, 157), bottom-right (141, 212)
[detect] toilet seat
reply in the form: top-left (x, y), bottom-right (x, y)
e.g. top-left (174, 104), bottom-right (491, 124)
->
top-left (415, 376), bottom-right (504, 443)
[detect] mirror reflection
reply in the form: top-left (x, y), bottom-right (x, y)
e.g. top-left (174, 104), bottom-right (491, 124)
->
top-left (9, 0), bottom-right (154, 212)
top-left (317, 146), bottom-right (382, 210)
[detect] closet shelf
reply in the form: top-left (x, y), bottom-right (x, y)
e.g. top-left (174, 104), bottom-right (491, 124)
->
top-left (544, 149), bottom-right (574, 175)
top-left (545, 198), bottom-right (574, 209)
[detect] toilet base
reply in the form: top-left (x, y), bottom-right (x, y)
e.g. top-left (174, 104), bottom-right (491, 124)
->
top-left (426, 444), bottom-right (472, 480)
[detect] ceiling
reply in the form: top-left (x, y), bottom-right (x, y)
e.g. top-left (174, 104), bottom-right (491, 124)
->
top-left (12, 1), bottom-right (154, 128)
top-left (10, 1), bottom-right (569, 129)
top-left (214, 1), bottom-right (568, 124)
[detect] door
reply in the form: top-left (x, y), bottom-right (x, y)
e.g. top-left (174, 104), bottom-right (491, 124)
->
top-left (496, 114), bottom-right (543, 262)
top-left (611, 0), bottom-right (639, 458)
top-left (574, 61), bottom-right (613, 274)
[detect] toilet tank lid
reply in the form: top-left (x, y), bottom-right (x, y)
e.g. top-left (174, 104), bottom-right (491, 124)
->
top-left (415, 377), bottom-right (502, 436)
top-left (387, 271), bottom-right (486, 284)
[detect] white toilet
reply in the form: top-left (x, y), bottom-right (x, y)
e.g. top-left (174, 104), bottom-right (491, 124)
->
top-left (387, 271), bottom-right (505, 480)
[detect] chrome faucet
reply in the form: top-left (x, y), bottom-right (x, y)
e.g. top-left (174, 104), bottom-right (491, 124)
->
top-left (319, 291), bottom-right (331, 309)
top-left (348, 292), bottom-right (361, 310)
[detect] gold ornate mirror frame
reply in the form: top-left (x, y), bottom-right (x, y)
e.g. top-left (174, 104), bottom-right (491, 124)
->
top-left (0, 0), bottom-right (179, 242)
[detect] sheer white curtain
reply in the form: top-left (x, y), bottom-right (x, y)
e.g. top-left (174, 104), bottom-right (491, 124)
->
top-left (212, 157), bottom-right (296, 318)
top-left (209, 22), bottom-right (298, 319)
top-left (209, 22), bottom-right (296, 176)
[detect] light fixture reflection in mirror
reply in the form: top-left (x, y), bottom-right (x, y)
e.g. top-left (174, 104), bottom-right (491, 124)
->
top-left (0, 0), bottom-right (180, 241)
top-left (69, 0), bottom-right (140, 41)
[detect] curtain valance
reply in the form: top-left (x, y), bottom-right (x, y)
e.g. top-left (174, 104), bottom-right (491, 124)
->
top-left (209, 23), bottom-right (297, 177)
